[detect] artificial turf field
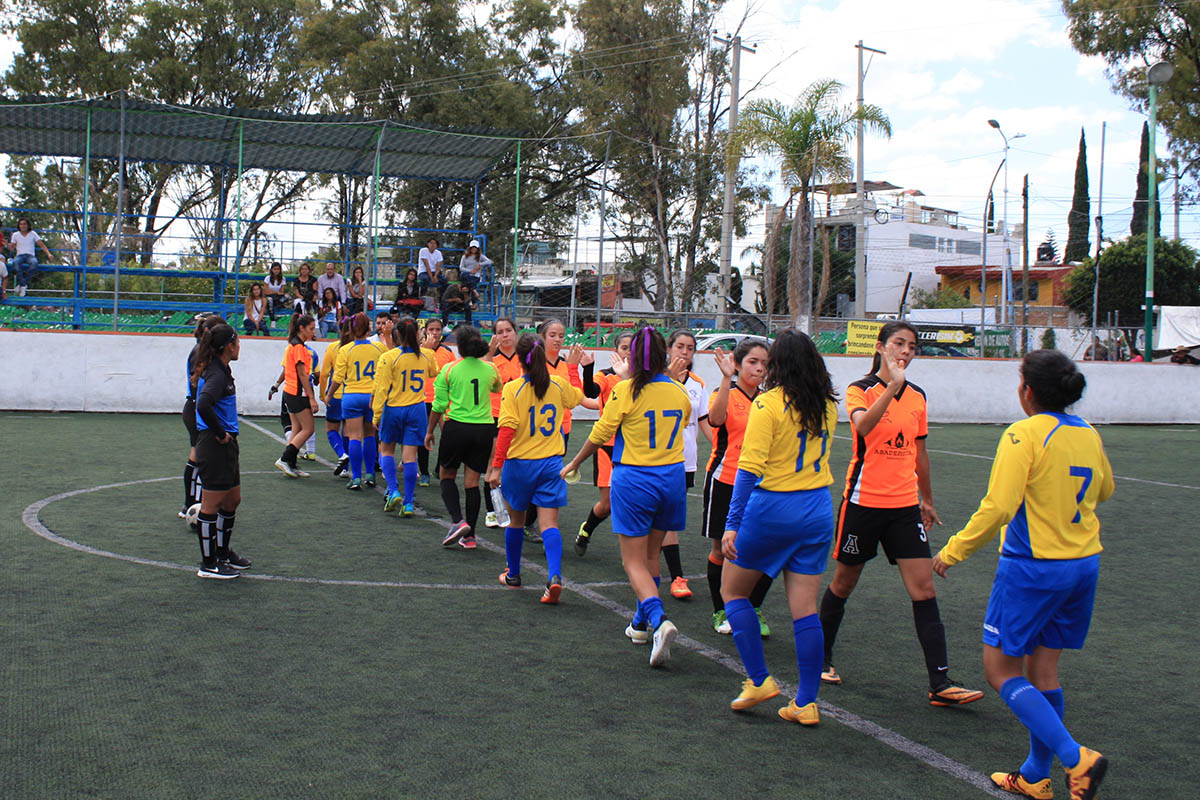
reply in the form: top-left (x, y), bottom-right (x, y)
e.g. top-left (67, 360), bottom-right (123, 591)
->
top-left (3, 411), bottom-right (1197, 799)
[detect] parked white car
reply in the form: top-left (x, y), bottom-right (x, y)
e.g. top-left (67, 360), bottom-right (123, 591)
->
top-left (692, 332), bottom-right (772, 352)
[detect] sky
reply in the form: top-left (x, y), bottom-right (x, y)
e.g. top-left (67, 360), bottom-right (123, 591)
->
top-left (0, 0), bottom-right (1187, 273)
top-left (712, 0), bottom-right (1185, 262)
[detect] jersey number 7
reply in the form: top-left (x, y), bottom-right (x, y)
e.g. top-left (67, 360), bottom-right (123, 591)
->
top-left (1069, 465), bottom-right (1093, 523)
top-left (796, 430), bottom-right (829, 473)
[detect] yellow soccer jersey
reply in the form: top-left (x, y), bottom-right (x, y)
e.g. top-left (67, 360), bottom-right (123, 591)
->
top-left (497, 375), bottom-right (583, 461)
top-left (334, 339), bottom-right (384, 394)
top-left (372, 347), bottom-right (439, 421)
top-left (738, 388), bottom-right (838, 492)
top-left (939, 412), bottom-right (1113, 565)
top-left (589, 375), bottom-right (692, 468)
top-left (321, 341), bottom-right (344, 399)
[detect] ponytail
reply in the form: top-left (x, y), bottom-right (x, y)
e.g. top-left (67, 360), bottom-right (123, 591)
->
top-left (517, 333), bottom-right (550, 398)
top-left (190, 323), bottom-right (237, 390)
top-left (392, 316), bottom-right (420, 352)
top-left (629, 327), bottom-right (667, 398)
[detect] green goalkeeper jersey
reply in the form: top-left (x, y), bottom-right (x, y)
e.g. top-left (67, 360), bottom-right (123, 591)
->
top-left (433, 356), bottom-right (501, 424)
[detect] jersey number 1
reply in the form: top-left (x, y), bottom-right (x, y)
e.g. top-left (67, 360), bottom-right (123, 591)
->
top-left (796, 430), bottom-right (828, 473)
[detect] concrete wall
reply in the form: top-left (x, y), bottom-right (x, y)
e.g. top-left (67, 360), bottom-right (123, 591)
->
top-left (1, 329), bottom-right (1196, 423)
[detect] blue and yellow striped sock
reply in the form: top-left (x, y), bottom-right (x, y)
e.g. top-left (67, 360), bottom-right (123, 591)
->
top-left (504, 526), bottom-right (524, 576)
top-left (792, 613), bottom-right (823, 705)
top-left (1020, 688), bottom-right (1065, 782)
top-left (1001, 678), bottom-right (1081, 769)
top-left (727, 597), bottom-right (768, 685)
top-left (380, 455), bottom-right (398, 494)
top-left (541, 527), bottom-right (562, 577)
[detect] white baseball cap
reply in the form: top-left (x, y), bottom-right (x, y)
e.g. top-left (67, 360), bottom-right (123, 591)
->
top-left (468, 239), bottom-right (481, 249)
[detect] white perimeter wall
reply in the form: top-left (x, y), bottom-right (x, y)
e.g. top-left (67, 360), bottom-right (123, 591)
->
top-left (1, 330), bottom-right (1196, 424)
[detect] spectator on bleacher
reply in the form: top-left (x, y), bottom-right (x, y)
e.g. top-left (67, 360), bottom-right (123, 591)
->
top-left (317, 262), bottom-right (347, 305)
top-left (441, 281), bottom-right (478, 326)
top-left (264, 262), bottom-right (289, 320)
top-left (8, 217), bottom-right (52, 297)
top-left (243, 283), bottom-right (270, 336)
top-left (417, 237), bottom-right (447, 303)
top-left (369, 310), bottom-right (394, 348)
top-left (1170, 345), bottom-right (1200, 366)
top-left (347, 266), bottom-right (367, 316)
top-left (293, 262), bottom-right (318, 314)
top-left (392, 268), bottom-right (425, 316)
top-left (458, 239), bottom-right (492, 294)
top-left (319, 287), bottom-right (344, 339)
top-left (0, 229), bottom-right (8, 302)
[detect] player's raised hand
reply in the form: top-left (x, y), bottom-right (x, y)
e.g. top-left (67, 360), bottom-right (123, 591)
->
top-left (714, 347), bottom-right (736, 379)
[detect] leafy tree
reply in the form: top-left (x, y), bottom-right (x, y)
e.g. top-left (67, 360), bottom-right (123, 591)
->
top-left (912, 286), bottom-right (971, 309)
top-left (1066, 128), bottom-right (1091, 261)
top-left (731, 79), bottom-right (890, 330)
top-left (1063, 234), bottom-right (1200, 353)
top-left (1062, 1), bottom-right (1200, 186)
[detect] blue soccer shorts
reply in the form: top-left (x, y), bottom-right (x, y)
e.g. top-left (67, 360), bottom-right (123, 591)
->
top-left (983, 554), bottom-right (1099, 657)
top-left (609, 463), bottom-right (686, 537)
top-left (729, 486), bottom-right (834, 577)
top-left (501, 456), bottom-right (568, 512)
top-left (379, 403), bottom-right (427, 446)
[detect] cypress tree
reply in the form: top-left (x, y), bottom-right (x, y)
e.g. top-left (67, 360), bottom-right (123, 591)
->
top-left (1065, 128), bottom-right (1090, 262)
top-left (1131, 121), bottom-right (1158, 237)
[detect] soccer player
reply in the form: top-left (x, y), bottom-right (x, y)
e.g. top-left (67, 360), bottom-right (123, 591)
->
top-left (428, 325), bottom-right (501, 549)
top-left (720, 329), bottom-right (838, 725)
top-left (933, 350), bottom-right (1113, 800)
top-left (658, 329), bottom-right (709, 600)
top-left (373, 317), bottom-right (439, 517)
top-left (327, 312), bottom-right (383, 490)
top-left (191, 323), bottom-right (250, 579)
top-left (319, 319), bottom-right (353, 476)
top-left (574, 331), bottom-right (633, 555)
top-left (180, 315), bottom-right (224, 524)
top-left (819, 320), bottom-right (983, 707)
top-left (562, 327), bottom-right (689, 667)
top-left (273, 314), bottom-right (319, 478)
top-left (526, 318), bottom-right (581, 542)
top-left (702, 338), bottom-right (770, 635)
top-left (482, 317), bottom-right (523, 528)
top-left (417, 318), bottom-right (457, 486)
top-left (487, 334), bottom-right (583, 604)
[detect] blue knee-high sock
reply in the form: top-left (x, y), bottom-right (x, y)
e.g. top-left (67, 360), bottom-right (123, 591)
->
top-left (504, 526), bottom-right (524, 576)
top-left (792, 614), bottom-right (824, 706)
top-left (1020, 688), bottom-right (1065, 781)
top-left (541, 527), bottom-right (562, 577)
top-left (380, 455), bottom-right (398, 494)
top-left (402, 462), bottom-right (418, 504)
top-left (1000, 678), bottom-right (1081, 769)
top-left (638, 596), bottom-right (666, 630)
top-left (727, 597), bottom-right (768, 685)
top-left (653, 575), bottom-right (661, 588)
top-left (326, 430), bottom-right (346, 458)
top-left (363, 436), bottom-right (377, 474)
top-left (348, 439), bottom-right (363, 479)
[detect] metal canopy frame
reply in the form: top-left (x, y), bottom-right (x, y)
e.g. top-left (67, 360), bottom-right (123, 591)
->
top-left (0, 94), bottom-right (522, 328)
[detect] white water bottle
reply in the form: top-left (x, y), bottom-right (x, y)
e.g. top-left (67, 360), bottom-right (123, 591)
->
top-left (490, 486), bottom-right (510, 527)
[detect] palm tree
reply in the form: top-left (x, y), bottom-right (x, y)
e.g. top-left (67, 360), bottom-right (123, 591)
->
top-left (731, 79), bottom-right (890, 329)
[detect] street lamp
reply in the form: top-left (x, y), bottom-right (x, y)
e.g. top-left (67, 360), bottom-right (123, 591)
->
top-left (1145, 61), bottom-right (1174, 361)
top-left (987, 119), bottom-right (1025, 324)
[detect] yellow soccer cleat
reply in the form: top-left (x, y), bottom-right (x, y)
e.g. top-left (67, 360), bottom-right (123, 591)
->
top-left (730, 675), bottom-right (780, 711)
top-left (991, 770), bottom-right (1054, 799)
top-left (777, 699), bottom-right (820, 726)
top-left (1063, 747), bottom-right (1107, 800)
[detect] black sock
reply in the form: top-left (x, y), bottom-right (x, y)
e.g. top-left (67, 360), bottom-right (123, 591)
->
top-left (197, 511), bottom-right (217, 564)
top-left (819, 587), bottom-right (848, 663)
top-left (749, 573), bottom-right (774, 608)
top-left (440, 479), bottom-right (462, 523)
top-left (183, 461), bottom-right (196, 509)
top-left (706, 557), bottom-right (724, 613)
top-left (418, 446), bottom-right (430, 475)
top-left (216, 510), bottom-right (235, 557)
top-left (582, 507), bottom-right (608, 535)
top-left (282, 443), bottom-right (298, 466)
top-left (465, 486), bottom-right (481, 530)
top-left (483, 483), bottom-right (495, 512)
top-left (189, 460), bottom-right (203, 506)
top-left (662, 543), bottom-right (684, 581)
top-left (912, 597), bottom-right (950, 688)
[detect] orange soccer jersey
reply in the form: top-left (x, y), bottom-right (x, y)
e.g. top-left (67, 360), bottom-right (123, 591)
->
top-left (705, 383), bottom-right (759, 484)
top-left (282, 342), bottom-right (312, 395)
top-left (489, 350), bottom-right (524, 417)
top-left (546, 355), bottom-right (582, 434)
top-left (842, 376), bottom-right (928, 508)
top-left (424, 345), bottom-right (457, 404)
top-left (591, 368), bottom-right (623, 487)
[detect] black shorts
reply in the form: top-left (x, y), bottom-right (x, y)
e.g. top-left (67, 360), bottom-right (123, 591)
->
top-left (182, 397), bottom-right (198, 447)
top-left (701, 470), bottom-right (733, 539)
top-left (686, 470), bottom-right (695, 489)
top-left (834, 501), bottom-right (928, 565)
top-left (195, 430), bottom-right (240, 492)
top-left (437, 419), bottom-right (494, 473)
top-left (282, 390), bottom-right (310, 415)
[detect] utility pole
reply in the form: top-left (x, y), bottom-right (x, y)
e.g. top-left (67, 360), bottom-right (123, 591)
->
top-left (715, 33), bottom-right (755, 329)
top-left (1021, 174), bottom-right (1029, 355)
top-left (1093, 122), bottom-right (1106, 356)
top-left (854, 41), bottom-right (885, 319)
top-left (1174, 156), bottom-right (1181, 241)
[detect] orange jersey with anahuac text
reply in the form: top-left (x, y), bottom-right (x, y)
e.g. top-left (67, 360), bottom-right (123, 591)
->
top-left (705, 383), bottom-right (759, 484)
top-left (489, 350), bottom-right (524, 417)
top-left (843, 376), bottom-right (928, 508)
